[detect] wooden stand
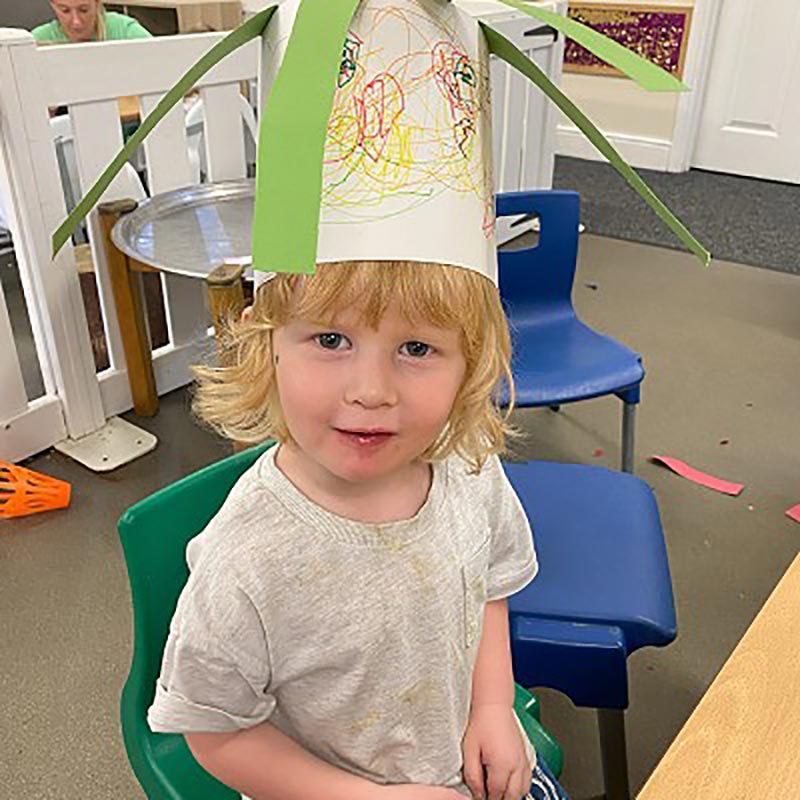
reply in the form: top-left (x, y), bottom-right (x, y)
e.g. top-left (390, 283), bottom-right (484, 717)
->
top-left (98, 199), bottom-right (159, 417)
top-left (205, 262), bottom-right (249, 454)
top-left (205, 262), bottom-right (246, 331)
top-left (97, 201), bottom-right (248, 423)
top-left (109, 1), bottom-right (242, 34)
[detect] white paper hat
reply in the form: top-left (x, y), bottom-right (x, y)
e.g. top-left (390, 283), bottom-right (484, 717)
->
top-left (255, 0), bottom-right (496, 289)
top-left (52, 2), bottom-right (707, 271)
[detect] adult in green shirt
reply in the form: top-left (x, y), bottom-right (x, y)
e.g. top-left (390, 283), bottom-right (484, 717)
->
top-left (32, 1), bottom-right (152, 44)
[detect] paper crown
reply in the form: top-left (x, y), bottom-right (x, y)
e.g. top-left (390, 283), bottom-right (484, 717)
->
top-left (260, 0), bottom-right (497, 284)
top-left (52, 0), bottom-right (710, 276)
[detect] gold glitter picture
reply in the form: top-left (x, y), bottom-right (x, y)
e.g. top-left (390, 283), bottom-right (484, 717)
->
top-left (564, 3), bottom-right (692, 80)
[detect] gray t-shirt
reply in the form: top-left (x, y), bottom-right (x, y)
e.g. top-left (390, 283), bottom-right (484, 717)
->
top-left (148, 447), bottom-right (537, 794)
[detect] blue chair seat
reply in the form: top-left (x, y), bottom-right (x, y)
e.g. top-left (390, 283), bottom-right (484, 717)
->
top-left (510, 316), bottom-right (644, 406)
top-left (505, 460), bottom-right (676, 660)
top-left (502, 459), bottom-right (676, 800)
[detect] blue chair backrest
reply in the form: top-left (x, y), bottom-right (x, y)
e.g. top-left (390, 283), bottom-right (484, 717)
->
top-left (496, 190), bottom-right (581, 320)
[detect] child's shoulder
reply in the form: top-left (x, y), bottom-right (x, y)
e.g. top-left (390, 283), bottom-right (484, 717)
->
top-left (186, 446), bottom-right (302, 572)
top-left (439, 452), bottom-right (512, 513)
top-left (443, 452), bottom-right (506, 494)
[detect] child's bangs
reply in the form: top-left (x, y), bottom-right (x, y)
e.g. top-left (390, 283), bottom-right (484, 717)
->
top-left (291, 260), bottom-right (484, 332)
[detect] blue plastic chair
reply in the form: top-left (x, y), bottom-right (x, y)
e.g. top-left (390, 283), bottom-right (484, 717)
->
top-left (503, 459), bottom-right (677, 800)
top-left (497, 190), bottom-right (645, 473)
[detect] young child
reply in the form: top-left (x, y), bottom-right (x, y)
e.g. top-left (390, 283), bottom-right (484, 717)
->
top-left (143, 2), bottom-right (573, 797)
top-left (147, 258), bottom-right (570, 800)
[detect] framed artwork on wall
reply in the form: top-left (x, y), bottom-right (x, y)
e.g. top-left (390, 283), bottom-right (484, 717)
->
top-left (564, 4), bottom-right (693, 79)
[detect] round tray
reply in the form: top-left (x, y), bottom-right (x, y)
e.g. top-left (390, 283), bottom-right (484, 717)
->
top-left (111, 179), bottom-right (254, 280)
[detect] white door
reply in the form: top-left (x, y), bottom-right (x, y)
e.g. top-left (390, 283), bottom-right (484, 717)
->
top-left (692, 0), bottom-right (800, 183)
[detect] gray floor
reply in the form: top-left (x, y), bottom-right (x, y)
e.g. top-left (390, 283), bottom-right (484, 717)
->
top-left (1, 234), bottom-right (799, 798)
top-left (553, 156), bottom-right (800, 276)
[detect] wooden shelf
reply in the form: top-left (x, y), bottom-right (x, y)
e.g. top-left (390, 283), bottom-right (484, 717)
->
top-left (108, 1), bottom-right (242, 34)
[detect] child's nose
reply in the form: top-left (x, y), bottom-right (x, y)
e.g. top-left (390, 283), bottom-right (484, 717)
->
top-left (344, 356), bottom-right (397, 408)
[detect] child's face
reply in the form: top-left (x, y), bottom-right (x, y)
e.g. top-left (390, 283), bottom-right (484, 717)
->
top-left (272, 299), bottom-right (466, 489)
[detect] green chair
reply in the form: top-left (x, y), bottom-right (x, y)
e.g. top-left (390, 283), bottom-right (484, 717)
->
top-left (117, 442), bottom-right (563, 798)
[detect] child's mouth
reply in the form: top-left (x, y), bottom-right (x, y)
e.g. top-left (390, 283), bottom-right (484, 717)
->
top-left (335, 429), bottom-right (395, 447)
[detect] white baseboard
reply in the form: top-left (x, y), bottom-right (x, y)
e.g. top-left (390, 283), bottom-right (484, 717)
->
top-left (557, 125), bottom-right (673, 171)
top-left (0, 396), bottom-right (67, 463)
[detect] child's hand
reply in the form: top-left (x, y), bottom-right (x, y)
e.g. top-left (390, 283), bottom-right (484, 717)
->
top-left (462, 703), bottom-right (531, 800)
top-left (378, 785), bottom-right (465, 800)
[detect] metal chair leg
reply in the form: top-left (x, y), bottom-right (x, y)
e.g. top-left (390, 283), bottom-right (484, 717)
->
top-left (598, 708), bottom-right (631, 800)
top-left (621, 402), bottom-right (636, 473)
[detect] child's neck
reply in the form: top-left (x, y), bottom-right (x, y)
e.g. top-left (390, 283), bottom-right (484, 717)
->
top-left (275, 443), bottom-right (433, 524)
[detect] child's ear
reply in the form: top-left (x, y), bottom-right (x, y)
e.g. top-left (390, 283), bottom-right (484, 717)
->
top-left (241, 305), bottom-right (253, 322)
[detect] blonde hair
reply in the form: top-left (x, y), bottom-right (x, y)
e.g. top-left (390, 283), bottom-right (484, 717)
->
top-left (95, 3), bottom-right (107, 41)
top-left (193, 261), bottom-right (516, 472)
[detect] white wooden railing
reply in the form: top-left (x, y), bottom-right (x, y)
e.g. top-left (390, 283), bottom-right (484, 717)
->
top-left (0, 29), bottom-right (259, 462)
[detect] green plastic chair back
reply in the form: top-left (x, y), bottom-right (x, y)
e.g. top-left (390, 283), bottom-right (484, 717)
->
top-left (118, 443), bottom-right (270, 799)
top-left (117, 442), bottom-right (562, 798)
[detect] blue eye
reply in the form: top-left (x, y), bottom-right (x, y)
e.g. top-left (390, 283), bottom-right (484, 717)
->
top-left (401, 341), bottom-right (431, 358)
top-left (316, 332), bottom-right (346, 350)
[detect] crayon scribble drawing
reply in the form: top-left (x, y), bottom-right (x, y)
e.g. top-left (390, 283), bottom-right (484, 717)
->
top-left (323, 4), bottom-right (493, 232)
top-left (338, 33), bottom-right (363, 88)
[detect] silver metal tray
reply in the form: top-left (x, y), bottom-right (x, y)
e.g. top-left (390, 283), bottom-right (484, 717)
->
top-left (111, 179), bottom-right (254, 280)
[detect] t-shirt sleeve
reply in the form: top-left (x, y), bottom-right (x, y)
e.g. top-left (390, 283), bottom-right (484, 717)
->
top-left (122, 17), bottom-right (153, 39)
top-left (483, 456), bottom-right (538, 601)
top-left (31, 22), bottom-right (60, 42)
top-left (147, 555), bottom-right (275, 734)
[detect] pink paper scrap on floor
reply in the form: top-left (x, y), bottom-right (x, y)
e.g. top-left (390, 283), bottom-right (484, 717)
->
top-left (650, 455), bottom-right (744, 496)
top-left (786, 504), bottom-right (800, 524)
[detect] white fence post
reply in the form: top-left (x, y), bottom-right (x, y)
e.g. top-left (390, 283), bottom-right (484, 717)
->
top-left (0, 29), bottom-right (105, 449)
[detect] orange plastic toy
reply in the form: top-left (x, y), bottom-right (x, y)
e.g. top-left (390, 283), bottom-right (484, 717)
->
top-left (0, 461), bottom-right (71, 519)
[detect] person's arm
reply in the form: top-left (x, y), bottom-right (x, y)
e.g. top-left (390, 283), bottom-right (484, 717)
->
top-left (31, 22), bottom-right (63, 43)
top-left (187, 722), bottom-right (465, 800)
top-left (124, 18), bottom-right (153, 39)
top-left (105, 12), bottom-right (152, 39)
top-left (186, 721), bottom-right (377, 800)
top-left (470, 599), bottom-right (515, 709)
top-left (462, 599), bottom-right (530, 800)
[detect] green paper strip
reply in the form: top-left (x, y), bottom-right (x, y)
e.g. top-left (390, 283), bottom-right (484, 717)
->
top-left (51, 6), bottom-right (277, 258)
top-left (481, 22), bottom-right (709, 265)
top-left (251, 0), bottom-right (360, 274)
top-left (495, 1), bottom-right (687, 93)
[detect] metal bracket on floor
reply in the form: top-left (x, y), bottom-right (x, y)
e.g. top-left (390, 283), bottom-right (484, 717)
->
top-left (54, 416), bottom-right (157, 472)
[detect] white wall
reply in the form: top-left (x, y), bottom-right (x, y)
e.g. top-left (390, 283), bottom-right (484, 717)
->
top-left (240, 0), bottom-right (270, 14)
top-left (557, 0), bottom-right (695, 170)
top-left (0, 0), bottom-right (52, 30)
